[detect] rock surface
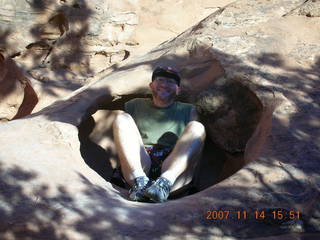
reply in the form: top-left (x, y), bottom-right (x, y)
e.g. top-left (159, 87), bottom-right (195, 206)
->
top-left (0, 53), bottom-right (38, 120)
top-left (0, 0), bottom-right (320, 239)
top-left (0, 0), bottom-right (234, 113)
top-left (195, 76), bottom-right (263, 153)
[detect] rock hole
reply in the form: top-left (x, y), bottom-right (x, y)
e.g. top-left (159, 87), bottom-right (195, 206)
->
top-left (78, 77), bottom-right (263, 199)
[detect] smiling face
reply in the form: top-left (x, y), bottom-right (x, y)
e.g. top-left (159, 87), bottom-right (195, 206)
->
top-left (149, 76), bottom-right (180, 107)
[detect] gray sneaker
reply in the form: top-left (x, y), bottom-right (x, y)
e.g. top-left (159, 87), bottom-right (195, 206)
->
top-left (129, 176), bottom-right (152, 202)
top-left (144, 177), bottom-right (172, 203)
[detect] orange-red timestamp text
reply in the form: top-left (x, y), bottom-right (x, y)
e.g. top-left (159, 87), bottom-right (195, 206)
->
top-left (206, 210), bottom-right (301, 220)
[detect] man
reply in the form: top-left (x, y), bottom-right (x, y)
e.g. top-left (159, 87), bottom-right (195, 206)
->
top-left (113, 66), bottom-right (206, 203)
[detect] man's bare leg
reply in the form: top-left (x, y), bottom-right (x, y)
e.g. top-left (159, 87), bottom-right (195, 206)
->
top-left (113, 112), bottom-right (151, 186)
top-left (144, 121), bottom-right (206, 202)
top-left (161, 121), bottom-right (206, 191)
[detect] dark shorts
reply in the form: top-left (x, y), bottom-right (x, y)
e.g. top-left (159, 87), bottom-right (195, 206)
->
top-left (145, 146), bottom-right (171, 180)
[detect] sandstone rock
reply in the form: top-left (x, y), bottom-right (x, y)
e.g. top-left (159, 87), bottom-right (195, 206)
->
top-left (0, 0), bottom-right (236, 116)
top-left (195, 76), bottom-right (263, 153)
top-left (0, 0), bottom-right (38, 54)
top-left (286, 0), bottom-right (320, 17)
top-left (0, 0), bottom-right (138, 68)
top-left (1, 0), bottom-right (320, 239)
top-left (0, 53), bottom-right (38, 120)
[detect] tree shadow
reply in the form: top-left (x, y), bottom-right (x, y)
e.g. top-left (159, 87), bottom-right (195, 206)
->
top-left (0, 29), bottom-right (12, 54)
top-left (0, 163), bottom-right (67, 239)
top-left (44, 48), bottom-right (319, 238)
top-left (27, 0), bottom-right (94, 89)
top-left (0, 0), bottom-right (95, 119)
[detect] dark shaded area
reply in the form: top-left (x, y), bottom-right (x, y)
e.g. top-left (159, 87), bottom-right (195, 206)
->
top-left (0, 53), bottom-right (39, 120)
top-left (195, 77), bottom-right (263, 153)
top-left (78, 115), bottom-right (115, 182)
top-left (194, 136), bottom-right (228, 189)
top-left (0, 147), bottom-right (318, 240)
top-left (0, 29), bottom-right (12, 54)
top-left (253, 52), bottom-right (285, 67)
top-left (157, 131), bottom-right (179, 147)
top-left (0, 163), bottom-right (68, 239)
top-left (0, 162), bottom-right (146, 239)
top-left (26, 0), bottom-right (50, 10)
top-left (11, 82), bottom-right (38, 119)
top-left (28, 0), bottom-right (94, 81)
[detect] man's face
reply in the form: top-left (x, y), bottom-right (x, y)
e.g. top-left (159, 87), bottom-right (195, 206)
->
top-left (149, 76), bottom-right (180, 102)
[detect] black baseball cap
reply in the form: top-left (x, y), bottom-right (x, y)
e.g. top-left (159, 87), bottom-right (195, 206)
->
top-left (152, 66), bottom-right (181, 86)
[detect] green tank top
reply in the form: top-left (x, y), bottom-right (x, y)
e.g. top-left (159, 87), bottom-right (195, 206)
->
top-left (125, 98), bottom-right (194, 148)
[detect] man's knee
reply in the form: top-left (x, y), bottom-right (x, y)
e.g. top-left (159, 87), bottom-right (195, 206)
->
top-left (113, 112), bottom-right (134, 129)
top-left (186, 121), bottom-right (206, 139)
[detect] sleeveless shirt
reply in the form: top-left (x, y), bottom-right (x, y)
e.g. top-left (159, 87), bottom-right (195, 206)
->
top-left (125, 98), bottom-right (193, 148)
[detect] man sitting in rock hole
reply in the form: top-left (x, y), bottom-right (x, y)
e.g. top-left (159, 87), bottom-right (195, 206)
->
top-left (113, 66), bottom-right (206, 203)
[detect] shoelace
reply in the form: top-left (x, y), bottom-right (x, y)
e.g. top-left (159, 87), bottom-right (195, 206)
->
top-left (132, 177), bottom-right (149, 190)
top-left (156, 178), bottom-right (171, 192)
